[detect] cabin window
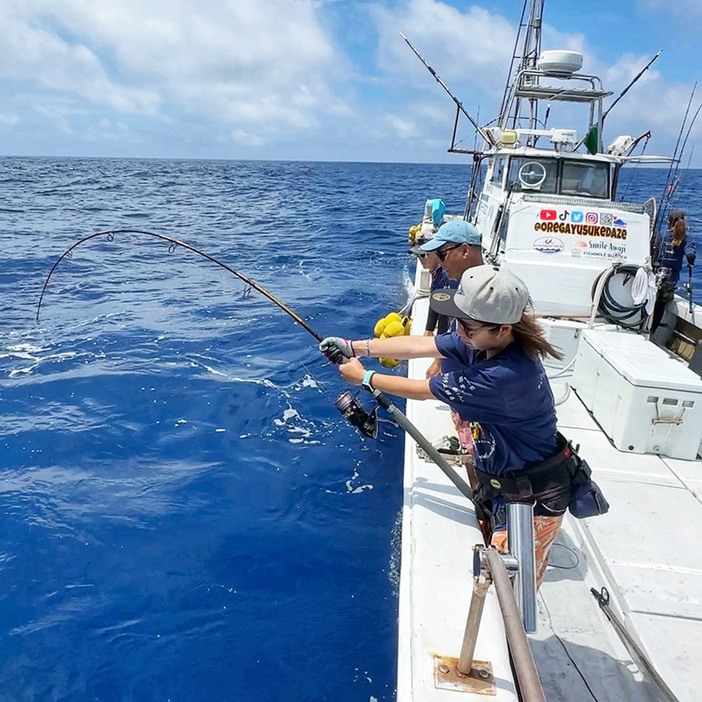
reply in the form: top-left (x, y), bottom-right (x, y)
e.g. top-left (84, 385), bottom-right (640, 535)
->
top-left (561, 161), bottom-right (610, 198)
top-left (490, 157), bottom-right (506, 186)
top-left (508, 157), bottom-right (558, 193)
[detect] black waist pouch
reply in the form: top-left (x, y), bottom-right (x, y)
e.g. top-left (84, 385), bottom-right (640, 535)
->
top-left (567, 457), bottom-right (610, 519)
top-left (474, 434), bottom-right (610, 519)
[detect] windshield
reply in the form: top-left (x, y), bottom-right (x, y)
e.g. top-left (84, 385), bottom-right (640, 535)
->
top-left (508, 157), bottom-right (558, 194)
top-left (561, 160), bottom-right (609, 198)
top-left (507, 156), bottom-right (610, 199)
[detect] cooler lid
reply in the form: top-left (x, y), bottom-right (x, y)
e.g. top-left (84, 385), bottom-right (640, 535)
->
top-left (580, 329), bottom-right (661, 357)
top-left (610, 353), bottom-right (702, 393)
top-left (580, 329), bottom-right (702, 392)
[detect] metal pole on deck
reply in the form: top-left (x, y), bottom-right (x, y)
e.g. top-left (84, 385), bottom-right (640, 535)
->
top-left (507, 502), bottom-right (538, 633)
top-left (457, 552), bottom-right (491, 675)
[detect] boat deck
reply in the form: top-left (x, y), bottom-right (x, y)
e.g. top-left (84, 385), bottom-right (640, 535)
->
top-left (398, 291), bottom-right (700, 700)
top-left (549, 378), bottom-right (702, 701)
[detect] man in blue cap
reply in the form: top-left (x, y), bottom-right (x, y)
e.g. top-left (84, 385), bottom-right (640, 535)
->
top-left (417, 219), bottom-right (483, 282)
top-left (418, 219), bottom-right (484, 378)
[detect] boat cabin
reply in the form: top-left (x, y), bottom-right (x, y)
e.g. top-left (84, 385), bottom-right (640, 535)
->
top-left (474, 147), bottom-right (652, 319)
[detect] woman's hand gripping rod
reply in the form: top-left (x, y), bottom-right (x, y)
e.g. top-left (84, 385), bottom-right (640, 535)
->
top-left (320, 337), bottom-right (476, 504)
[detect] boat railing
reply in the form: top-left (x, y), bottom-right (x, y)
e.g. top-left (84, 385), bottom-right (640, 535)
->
top-left (512, 68), bottom-right (610, 102)
top-left (520, 192), bottom-right (646, 213)
top-left (500, 67), bottom-right (611, 151)
top-left (458, 503), bottom-right (546, 701)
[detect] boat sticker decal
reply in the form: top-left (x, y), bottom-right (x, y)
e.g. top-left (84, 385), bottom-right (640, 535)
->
top-left (540, 209), bottom-right (557, 220)
top-left (570, 240), bottom-right (626, 259)
top-left (613, 216), bottom-right (628, 226)
top-left (533, 237), bottom-right (565, 254)
top-left (558, 210), bottom-right (570, 221)
top-left (533, 221), bottom-right (627, 239)
top-left (600, 212), bottom-right (613, 225)
top-left (571, 211), bottom-right (584, 222)
top-left (470, 422), bottom-right (496, 464)
top-left (586, 212), bottom-right (599, 223)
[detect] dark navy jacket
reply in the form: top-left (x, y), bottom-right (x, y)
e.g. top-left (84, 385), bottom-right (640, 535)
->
top-left (654, 231), bottom-right (696, 283)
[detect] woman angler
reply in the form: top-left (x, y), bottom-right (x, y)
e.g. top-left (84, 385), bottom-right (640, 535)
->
top-left (320, 264), bottom-right (605, 587)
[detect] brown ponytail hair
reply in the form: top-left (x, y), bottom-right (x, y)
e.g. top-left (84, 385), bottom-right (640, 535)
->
top-left (672, 218), bottom-right (686, 248)
top-left (510, 310), bottom-right (564, 361)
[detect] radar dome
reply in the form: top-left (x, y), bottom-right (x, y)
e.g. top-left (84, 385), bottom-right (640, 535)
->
top-left (537, 50), bottom-right (583, 75)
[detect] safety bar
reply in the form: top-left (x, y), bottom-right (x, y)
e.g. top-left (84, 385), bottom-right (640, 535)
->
top-left (484, 548), bottom-right (546, 702)
top-left (457, 546), bottom-right (545, 701)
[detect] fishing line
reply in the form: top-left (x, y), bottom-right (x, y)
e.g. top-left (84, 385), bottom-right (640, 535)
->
top-left (37, 228), bottom-right (386, 439)
top-left (36, 228), bottom-right (323, 342)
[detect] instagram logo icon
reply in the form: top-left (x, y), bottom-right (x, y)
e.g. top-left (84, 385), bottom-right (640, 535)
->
top-left (586, 212), bottom-right (599, 224)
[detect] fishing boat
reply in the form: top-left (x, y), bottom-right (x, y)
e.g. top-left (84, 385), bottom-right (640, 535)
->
top-left (397, 2), bottom-right (702, 700)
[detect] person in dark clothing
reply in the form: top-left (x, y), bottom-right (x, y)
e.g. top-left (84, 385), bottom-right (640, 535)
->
top-left (409, 244), bottom-right (458, 336)
top-left (320, 265), bottom-right (568, 587)
top-left (651, 209), bottom-right (696, 332)
top-left (414, 220), bottom-right (484, 377)
top-left (426, 264), bottom-right (456, 335)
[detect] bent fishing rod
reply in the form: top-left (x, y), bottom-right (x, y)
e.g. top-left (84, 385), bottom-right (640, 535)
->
top-left (37, 228), bottom-right (476, 504)
top-left (36, 228), bottom-right (321, 340)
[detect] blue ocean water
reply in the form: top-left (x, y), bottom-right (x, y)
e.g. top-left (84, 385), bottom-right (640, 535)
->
top-left (0, 158), bottom-right (700, 702)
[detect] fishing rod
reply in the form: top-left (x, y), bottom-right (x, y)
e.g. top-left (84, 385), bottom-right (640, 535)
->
top-left (686, 264), bottom-right (694, 315)
top-left (35, 228), bottom-right (322, 340)
top-left (400, 33), bottom-right (496, 147)
top-left (658, 101), bottom-right (702, 228)
top-left (667, 145), bottom-right (697, 202)
top-left (656, 84), bottom-right (698, 231)
top-left (602, 50), bottom-right (662, 124)
top-left (37, 228), bottom-right (476, 503)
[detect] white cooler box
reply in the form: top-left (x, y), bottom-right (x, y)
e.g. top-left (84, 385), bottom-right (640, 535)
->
top-left (571, 329), bottom-right (702, 459)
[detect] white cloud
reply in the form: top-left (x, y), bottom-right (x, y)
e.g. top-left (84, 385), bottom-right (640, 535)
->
top-left (230, 128), bottom-right (265, 148)
top-left (585, 53), bottom-right (702, 155)
top-left (1, 0), bottom-right (699, 162)
top-left (0, 0), bottom-right (348, 144)
top-left (386, 114), bottom-right (418, 140)
top-left (372, 0), bottom-right (515, 95)
top-left (0, 2), bottom-right (159, 114)
top-left (0, 112), bottom-right (19, 127)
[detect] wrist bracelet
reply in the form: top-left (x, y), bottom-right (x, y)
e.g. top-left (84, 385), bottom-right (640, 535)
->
top-left (362, 369), bottom-right (377, 392)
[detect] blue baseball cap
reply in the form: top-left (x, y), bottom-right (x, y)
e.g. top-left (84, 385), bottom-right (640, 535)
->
top-left (418, 220), bottom-right (481, 252)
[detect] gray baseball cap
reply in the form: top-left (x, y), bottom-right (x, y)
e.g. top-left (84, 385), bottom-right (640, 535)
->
top-left (429, 264), bottom-right (530, 324)
top-left (418, 220), bottom-right (481, 252)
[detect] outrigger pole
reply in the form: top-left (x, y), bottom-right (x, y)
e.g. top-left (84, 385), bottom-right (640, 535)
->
top-left (656, 84), bottom-right (701, 231)
top-left (400, 33), bottom-right (496, 147)
top-left (602, 50), bottom-right (662, 123)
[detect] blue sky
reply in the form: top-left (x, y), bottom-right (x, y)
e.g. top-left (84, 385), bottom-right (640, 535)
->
top-left (1, 0), bottom-right (701, 164)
